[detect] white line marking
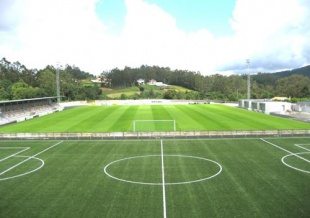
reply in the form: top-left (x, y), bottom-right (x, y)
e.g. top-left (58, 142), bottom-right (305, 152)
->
top-left (0, 156), bottom-right (45, 181)
top-left (161, 140), bottom-right (167, 218)
top-left (282, 152), bottom-right (310, 174)
top-left (0, 147), bottom-right (29, 149)
top-left (103, 155), bottom-right (222, 185)
top-left (0, 147), bottom-right (30, 162)
top-left (295, 144), bottom-right (310, 152)
top-left (0, 141), bottom-right (63, 176)
top-left (260, 138), bottom-right (310, 163)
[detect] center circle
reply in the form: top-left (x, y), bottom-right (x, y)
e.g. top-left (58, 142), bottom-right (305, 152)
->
top-left (103, 155), bottom-right (222, 185)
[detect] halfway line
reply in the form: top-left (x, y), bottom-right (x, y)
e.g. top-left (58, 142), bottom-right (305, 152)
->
top-left (161, 140), bottom-right (167, 218)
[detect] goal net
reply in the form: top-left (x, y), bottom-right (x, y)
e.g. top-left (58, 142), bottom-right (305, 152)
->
top-left (133, 120), bottom-right (176, 132)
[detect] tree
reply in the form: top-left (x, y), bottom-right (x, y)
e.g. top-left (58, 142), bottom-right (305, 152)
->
top-left (301, 85), bottom-right (310, 97)
top-left (139, 86), bottom-right (144, 92)
top-left (275, 75), bottom-right (310, 98)
top-left (0, 80), bottom-right (12, 100)
top-left (163, 90), bottom-right (177, 99)
top-left (120, 94), bottom-right (127, 100)
top-left (149, 89), bottom-right (155, 98)
top-left (36, 68), bottom-right (56, 96)
top-left (1, 57), bottom-right (310, 101)
top-left (11, 79), bottom-right (39, 99)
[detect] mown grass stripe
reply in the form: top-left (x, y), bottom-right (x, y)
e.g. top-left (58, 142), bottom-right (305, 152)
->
top-left (107, 106), bottom-right (140, 131)
top-left (174, 105), bottom-right (216, 130)
top-left (65, 107), bottom-right (115, 132)
top-left (1, 104), bottom-right (310, 132)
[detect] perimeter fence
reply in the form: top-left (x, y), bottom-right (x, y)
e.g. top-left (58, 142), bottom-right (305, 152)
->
top-left (0, 130), bottom-right (309, 140)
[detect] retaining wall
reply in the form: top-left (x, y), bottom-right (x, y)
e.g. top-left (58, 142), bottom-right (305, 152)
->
top-left (0, 130), bottom-right (309, 140)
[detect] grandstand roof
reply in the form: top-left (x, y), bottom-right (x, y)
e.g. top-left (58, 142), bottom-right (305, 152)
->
top-left (0, 97), bottom-right (58, 105)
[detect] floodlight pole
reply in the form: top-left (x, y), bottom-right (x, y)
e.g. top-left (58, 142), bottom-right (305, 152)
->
top-left (246, 59), bottom-right (250, 100)
top-left (56, 63), bottom-right (61, 103)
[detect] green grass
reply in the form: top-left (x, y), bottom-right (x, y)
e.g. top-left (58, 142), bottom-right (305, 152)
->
top-left (104, 86), bottom-right (140, 98)
top-left (103, 85), bottom-right (192, 98)
top-left (81, 80), bottom-right (97, 87)
top-left (1, 104), bottom-right (309, 133)
top-left (167, 85), bottom-right (193, 92)
top-left (1, 138), bottom-right (309, 217)
top-left (134, 120), bottom-right (176, 131)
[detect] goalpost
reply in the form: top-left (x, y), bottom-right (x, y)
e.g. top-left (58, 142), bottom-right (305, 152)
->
top-left (133, 120), bottom-right (176, 132)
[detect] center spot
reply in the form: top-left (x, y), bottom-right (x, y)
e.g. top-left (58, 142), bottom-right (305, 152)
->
top-left (104, 155), bottom-right (222, 185)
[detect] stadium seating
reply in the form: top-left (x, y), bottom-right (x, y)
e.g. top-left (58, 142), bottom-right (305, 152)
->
top-left (0, 103), bottom-right (62, 125)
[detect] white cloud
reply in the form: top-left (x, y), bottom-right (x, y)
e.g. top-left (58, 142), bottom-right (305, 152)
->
top-left (20, 0), bottom-right (110, 70)
top-left (119, 0), bottom-right (183, 67)
top-left (0, 0), bottom-right (110, 72)
top-left (0, 0), bottom-right (309, 75)
top-left (110, 0), bottom-right (310, 74)
top-left (118, 0), bottom-right (218, 73)
top-left (225, 0), bottom-right (310, 72)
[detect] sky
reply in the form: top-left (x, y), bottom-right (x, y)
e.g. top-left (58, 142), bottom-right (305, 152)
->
top-left (0, 0), bottom-right (309, 76)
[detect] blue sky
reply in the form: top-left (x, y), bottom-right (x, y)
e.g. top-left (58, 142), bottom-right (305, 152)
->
top-left (143, 0), bottom-right (236, 35)
top-left (96, 0), bottom-right (126, 34)
top-left (96, 0), bottom-right (236, 35)
top-left (0, 0), bottom-right (309, 75)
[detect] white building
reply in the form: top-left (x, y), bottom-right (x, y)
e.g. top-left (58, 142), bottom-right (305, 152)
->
top-left (137, 79), bottom-right (145, 85)
top-left (239, 99), bottom-right (292, 114)
top-left (293, 101), bottom-right (310, 113)
top-left (147, 79), bottom-right (169, 87)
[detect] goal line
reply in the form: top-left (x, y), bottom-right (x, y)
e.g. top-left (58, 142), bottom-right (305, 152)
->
top-left (133, 120), bottom-right (176, 132)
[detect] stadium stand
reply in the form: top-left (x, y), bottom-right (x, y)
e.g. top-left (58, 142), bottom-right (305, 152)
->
top-left (0, 97), bottom-right (63, 125)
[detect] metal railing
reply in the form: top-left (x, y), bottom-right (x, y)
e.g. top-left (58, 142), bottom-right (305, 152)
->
top-left (0, 130), bottom-right (309, 140)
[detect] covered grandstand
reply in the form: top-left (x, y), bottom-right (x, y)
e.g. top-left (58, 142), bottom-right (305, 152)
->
top-left (0, 97), bottom-right (63, 125)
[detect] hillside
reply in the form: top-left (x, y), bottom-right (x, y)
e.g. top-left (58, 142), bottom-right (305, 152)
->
top-left (0, 57), bottom-right (309, 101)
top-left (273, 65), bottom-right (310, 78)
top-left (253, 65), bottom-right (310, 87)
top-left (102, 84), bottom-right (195, 99)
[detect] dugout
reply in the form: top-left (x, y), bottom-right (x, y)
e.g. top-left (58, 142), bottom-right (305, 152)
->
top-left (0, 97), bottom-right (61, 125)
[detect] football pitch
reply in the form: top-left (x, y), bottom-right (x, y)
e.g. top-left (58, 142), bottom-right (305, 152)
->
top-left (1, 137), bottom-right (309, 218)
top-left (1, 104), bottom-right (310, 132)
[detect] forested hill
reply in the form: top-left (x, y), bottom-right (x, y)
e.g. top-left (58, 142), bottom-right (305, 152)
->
top-left (0, 57), bottom-right (309, 101)
top-left (252, 65), bottom-right (310, 87)
top-left (274, 65), bottom-right (310, 78)
top-left (0, 57), bottom-right (99, 101)
top-left (255, 65), bottom-right (310, 81)
top-left (103, 65), bottom-right (309, 100)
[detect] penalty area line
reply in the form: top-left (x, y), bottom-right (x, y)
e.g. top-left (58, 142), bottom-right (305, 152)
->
top-left (295, 144), bottom-right (310, 152)
top-left (0, 147), bottom-right (30, 162)
top-left (260, 138), bottom-right (310, 163)
top-left (0, 141), bottom-right (63, 176)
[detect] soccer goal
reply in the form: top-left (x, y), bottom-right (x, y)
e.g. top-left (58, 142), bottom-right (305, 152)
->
top-left (133, 120), bottom-right (176, 132)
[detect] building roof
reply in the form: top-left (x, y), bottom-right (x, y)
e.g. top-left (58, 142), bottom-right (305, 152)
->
top-left (0, 97), bottom-right (57, 105)
top-left (271, 97), bottom-right (289, 101)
